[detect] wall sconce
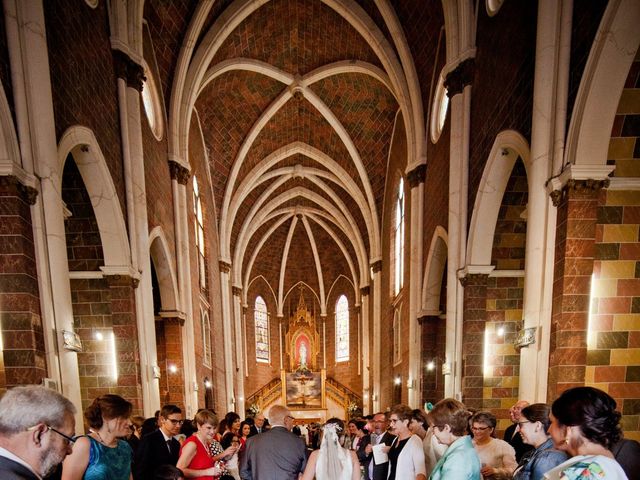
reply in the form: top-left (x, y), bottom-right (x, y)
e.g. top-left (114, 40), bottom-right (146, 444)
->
top-left (497, 326), bottom-right (505, 337)
top-left (406, 379), bottom-right (416, 389)
top-left (94, 331), bottom-right (104, 341)
top-left (203, 377), bottom-right (211, 389)
top-left (168, 364), bottom-right (178, 374)
top-left (426, 360), bottom-right (435, 371)
top-left (394, 376), bottom-right (401, 385)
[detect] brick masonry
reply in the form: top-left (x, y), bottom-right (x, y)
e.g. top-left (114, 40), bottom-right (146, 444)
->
top-left (0, 176), bottom-right (46, 390)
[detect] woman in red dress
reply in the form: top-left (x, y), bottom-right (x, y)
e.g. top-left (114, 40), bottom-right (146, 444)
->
top-left (177, 410), bottom-right (224, 479)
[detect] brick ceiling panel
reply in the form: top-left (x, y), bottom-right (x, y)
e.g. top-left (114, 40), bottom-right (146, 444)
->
top-left (240, 97), bottom-right (363, 191)
top-left (248, 217), bottom-right (292, 288)
top-left (310, 73), bottom-right (398, 220)
top-left (393, 0), bottom-right (444, 128)
top-left (145, 0), bottom-right (198, 103)
top-left (311, 221), bottom-right (352, 289)
top-left (211, 0), bottom-right (382, 76)
top-left (195, 70), bottom-right (285, 209)
top-left (242, 215), bottom-right (287, 276)
top-left (283, 221), bottom-right (320, 295)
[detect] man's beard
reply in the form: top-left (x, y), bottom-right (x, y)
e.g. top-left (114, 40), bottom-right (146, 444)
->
top-left (40, 448), bottom-right (66, 478)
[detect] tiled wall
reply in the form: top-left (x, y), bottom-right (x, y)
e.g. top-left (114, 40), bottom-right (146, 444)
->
top-left (591, 188), bottom-right (640, 441)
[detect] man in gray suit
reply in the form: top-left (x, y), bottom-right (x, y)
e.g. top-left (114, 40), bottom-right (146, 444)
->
top-left (0, 385), bottom-right (76, 480)
top-left (240, 404), bottom-right (306, 480)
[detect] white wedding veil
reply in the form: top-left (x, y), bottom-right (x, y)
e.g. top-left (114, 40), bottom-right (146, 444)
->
top-left (315, 420), bottom-right (352, 480)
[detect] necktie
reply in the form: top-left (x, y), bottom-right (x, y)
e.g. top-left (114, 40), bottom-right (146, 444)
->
top-left (167, 440), bottom-right (173, 454)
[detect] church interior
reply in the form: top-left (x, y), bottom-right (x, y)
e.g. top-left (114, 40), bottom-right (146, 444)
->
top-left (0, 0), bottom-right (638, 439)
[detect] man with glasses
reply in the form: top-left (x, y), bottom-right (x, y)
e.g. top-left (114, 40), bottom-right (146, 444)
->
top-left (134, 404), bottom-right (184, 480)
top-left (364, 412), bottom-right (397, 480)
top-left (503, 400), bottom-right (533, 462)
top-left (240, 404), bottom-right (306, 479)
top-left (0, 385), bottom-right (76, 479)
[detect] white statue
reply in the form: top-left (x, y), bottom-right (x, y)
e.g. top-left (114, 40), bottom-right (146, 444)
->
top-left (299, 342), bottom-right (307, 367)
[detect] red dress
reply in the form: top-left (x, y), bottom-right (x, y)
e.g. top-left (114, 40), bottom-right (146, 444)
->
top-left (180, 435), bottom-right (215, 480)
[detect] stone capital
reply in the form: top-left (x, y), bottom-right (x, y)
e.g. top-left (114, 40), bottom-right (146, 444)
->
top-left (444, 58), bottom-right (475, 97)
top-left (219, 260), bottom-right (232, 273)
top-left (370, 260), bottom-right (382, 273)
top-left (360, 285), bottom-right (370, 297)
top-left (407, 164), bottom-right (427, 188)
top-left (232, 286), bottom-right (242, 297)
top-left (112, 49), bottom-right (145, 92)
top-left (169, 160), bottom-right (191, 185)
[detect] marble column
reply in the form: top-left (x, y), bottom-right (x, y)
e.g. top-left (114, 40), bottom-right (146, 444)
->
top-left (113, 50), bottom-right (160, 415)
top-left (371, 260), bottom-right (382, 412)
top-left (547, 179), bottom-right (607, 400)
top-left (232, 285), bottom-right (246, 415)
top-left (360, 286), bottom-right (370, 414)
top-left (169, 161), bottom-right (197, 417)
top-left (444, 58), bottom-right (474, 398)
top-left (219, 261), bottom-right (235, 412)
top-left (407, 164), bottom-right (426, 407)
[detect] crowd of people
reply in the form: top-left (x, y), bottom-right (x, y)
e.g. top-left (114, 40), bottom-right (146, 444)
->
top-left (0, 385), bottom-right (638, 480)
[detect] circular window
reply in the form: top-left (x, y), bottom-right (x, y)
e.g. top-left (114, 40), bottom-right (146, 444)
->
top-left (486, 0), bottom-right (506, 16)
top-left (142, 68), bottom-right (164, 141)
top-left (430, 72), bottom-right (449, 144)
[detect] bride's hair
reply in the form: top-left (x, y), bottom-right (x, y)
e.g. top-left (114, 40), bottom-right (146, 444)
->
top-left (316, 418), bottom-right (350, 479)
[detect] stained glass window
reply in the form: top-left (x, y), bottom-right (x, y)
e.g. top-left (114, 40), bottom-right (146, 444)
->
top-left (255, 296), bottom-right (269, 363)
top-left (336, 295), bottom-right (349, 362)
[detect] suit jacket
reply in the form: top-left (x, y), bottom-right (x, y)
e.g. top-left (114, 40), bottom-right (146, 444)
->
top-left (134, 429), bottom-right (180, 480)
top-left (504, 423), bottom-right (533, 463)
top-left (367, 431), bottom-right (397, 480)
top-left (611, 438), bottom-right (640, 480)
top-left (0, 455), bottom-right (38, 480)
top-left (239, 426), bottom-right (307, 480)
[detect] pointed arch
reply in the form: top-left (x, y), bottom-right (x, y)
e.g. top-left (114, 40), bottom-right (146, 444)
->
top-left (422, 226), bottom-right (448, 315)
top-left (57, 126), bottom-right (132, 272)
top-left (149, 226), bottom-right (180, 313)
top-left (565, 0), bottom-right (640, 166)
top-left (467, 130), bottom-right (530, 267)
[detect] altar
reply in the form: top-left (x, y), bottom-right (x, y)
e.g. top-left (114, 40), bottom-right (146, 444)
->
top-left (281, 288), bottom-right (326, 411)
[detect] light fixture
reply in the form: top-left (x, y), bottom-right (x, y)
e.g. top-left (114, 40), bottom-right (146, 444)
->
top-left (239, 396), bottom-right (244, 402)
top-left (95, 332), bottom-right (104, 341)
top-left (394, 376), bottom-right (401, 385)
top-left (497, 326), bottom-right (505, 337)
top-left (426, 361), bottom-right (435, 371)
top-left (168, 364), bottom-right (177, 374)
top-left (204, 379), bottom-right (211, 388)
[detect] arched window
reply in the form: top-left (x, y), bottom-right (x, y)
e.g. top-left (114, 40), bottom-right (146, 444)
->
top-left (335, 295), bottom-right (349, 362)
top-left (393, 307), bottom-right (401, 365)
top-left (202, 310), bottom-right (212, 367)
top-left (394, 178), bottom-right (405, 295)
top-left (255, 296), bottom-right (269, 363)
top-left (192, 176), bottom-right (206, 290)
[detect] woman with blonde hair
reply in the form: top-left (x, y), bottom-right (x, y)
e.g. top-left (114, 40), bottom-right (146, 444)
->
top-left (177, 410), bottom-right (225, 479)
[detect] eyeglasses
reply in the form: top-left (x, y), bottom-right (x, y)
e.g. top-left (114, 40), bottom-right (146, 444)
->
top-left (167, 419), bottom-right (184, 425)
top-left (28, 424), bottom-right (76, 444)
top-left (471, 425), bottom-right (491, 431)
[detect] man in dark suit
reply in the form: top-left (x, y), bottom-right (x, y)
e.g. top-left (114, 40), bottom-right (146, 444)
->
top-left (240, 405), bottom-right (306, 480)
top-left (0, 386), bottom-right (76, 480)
top-left (134, 405), bottom-right (183, 480)
top-left (364, 412), bottom-right (397, 480)
top-left (254, 413), bottom-right (266, 433)
top-left (503, 400), bottom-right (533, 462)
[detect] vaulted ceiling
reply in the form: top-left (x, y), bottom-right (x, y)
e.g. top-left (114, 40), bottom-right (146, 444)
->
top-left (149, 0), bottom-right (445, 314)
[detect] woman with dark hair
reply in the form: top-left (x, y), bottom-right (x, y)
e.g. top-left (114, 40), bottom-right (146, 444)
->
top-left (544, 387), bottom-right (627, 479)
top-left (62, 394), bottom-right (134, 480)
top-left (470, 411), bottom-right (517, 479)
top-left (219, 432), bottom-right (241, 480)
top-left (428, 398), bottom-right (481, 480)
top-left (216, 412), bottom-right (240, 442)
top-left (512, 403), bottom-right (567, 480)
top-left (301, 418), bottom-right (360, 480)
top-left (238, 421), bottom-right (252, 451)
top-left (347, 419), bottom-right (370, 467)
top-left (387, 404), bottom-right (427, 480)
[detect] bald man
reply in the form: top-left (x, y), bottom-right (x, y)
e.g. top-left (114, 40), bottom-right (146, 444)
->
top-left (503, 400), bottom-right (533, 462)
top-left (240, 405), bottom-right (306, 480)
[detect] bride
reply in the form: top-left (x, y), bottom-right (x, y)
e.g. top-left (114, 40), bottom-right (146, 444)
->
top-left (301, 418), bottom-right (361, 480)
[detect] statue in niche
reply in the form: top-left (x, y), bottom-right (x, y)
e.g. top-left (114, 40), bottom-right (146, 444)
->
top-left (299, 342), bottom-right (307, 367)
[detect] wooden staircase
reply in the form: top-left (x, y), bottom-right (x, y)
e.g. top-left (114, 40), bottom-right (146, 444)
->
top-left (245, 376), bottom-right (362, 419)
